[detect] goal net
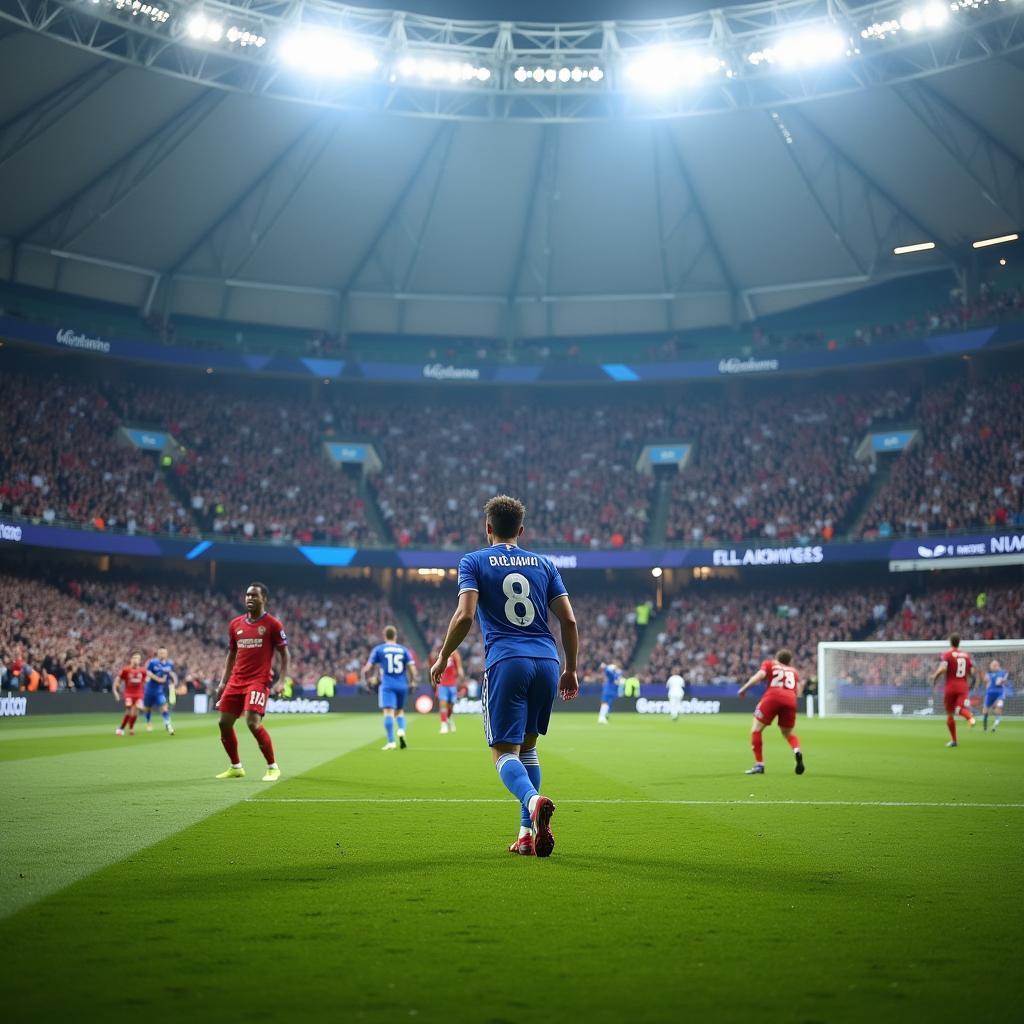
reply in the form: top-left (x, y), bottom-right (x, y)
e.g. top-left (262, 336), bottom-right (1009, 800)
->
top-left (817, 639), bottom-right (1024, 718)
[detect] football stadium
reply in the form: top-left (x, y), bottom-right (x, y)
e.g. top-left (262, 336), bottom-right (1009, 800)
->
top-left (1, 0), bottom-right (1022, 1019)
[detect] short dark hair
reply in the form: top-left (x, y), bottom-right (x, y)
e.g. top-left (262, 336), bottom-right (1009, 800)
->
top-left (949, 633), bottom-right (960, 648)
top-left (776, 648), bottom-right (793, 665)
top-left (485, 494), bottom-right (526, 539)
top-left (248, 581), bottom-right (269, 600)
top-left (384, 625), bottom-right (397, 641)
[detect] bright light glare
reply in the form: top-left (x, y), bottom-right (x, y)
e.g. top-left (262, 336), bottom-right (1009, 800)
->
top-left (513, 65), bottom-right (604, 85)
top-left (760, 29), bottom-right (847, 67)
top-left (893, 241), bottom-right (936, 254)
top-left (280, 30), bottom-right (379, 77)
top-left (972, 233), bottom-right (1019, 249)
top-left (626, 47), bottom-right (724, 93)
top-left (187, 13), bottom-right (224, 43)
top-left (651, 567), bottom-right (663, 578)
top-left (397, 56), bottom-right (491, 83)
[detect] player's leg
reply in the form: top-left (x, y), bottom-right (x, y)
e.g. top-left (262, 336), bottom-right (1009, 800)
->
top-left (160, 699), bottom-right (174, 735)
top-left (447, 697), bottom-right (456, 732)
top-left (669, 695), bottom-right (680, 721)
top-left (959, 693), bottom-right (976, 727)
top-left (746, 713), bottom-right (769, 774)
top-left (216, 697), bottom-right (246, 777)
top-left (380, 693), bottom-right (397, 748)
top-left (128, 699), bottom-right (140, 734)
top-left (779, 712), bottom-right (804, 774)
top-left (439, 693), bottom-right (449, 733)
top-left (993, 698), bottom-right (1004, 731)
top-left (245, 706), bottom-right (279, 780)
top-left (117, 700), bottom-right (132, 735)
top-left (943, 690), bottom-right (959, 745)
top-left (598, 690), bottom-right (611, 724)
top-left (143, 693), bottom-right (154, 731)
top-left (521, 660), bottom-right (559, 856)
top-left (395, 691), bottom-right (408, 749)
top-left (983, 700), bottom-right (991, 731)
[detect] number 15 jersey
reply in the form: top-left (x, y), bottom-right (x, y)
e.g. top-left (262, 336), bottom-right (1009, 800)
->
top-left (458, 544), bottom-right (568, 670)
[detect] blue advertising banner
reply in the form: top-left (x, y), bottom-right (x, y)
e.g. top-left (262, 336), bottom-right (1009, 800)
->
top-left (871, 430), bottom-right (916, 452)
top-left (123, 428), bottom-right (168, 451)
top-left (324, 442), bottom-right (368, 464)
top-left (3, 316), bottom-right (1020, 387)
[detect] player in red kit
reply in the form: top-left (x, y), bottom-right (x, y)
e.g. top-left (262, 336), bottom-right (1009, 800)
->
top-left (930, 633), bottom-right (978, 747)
top-left (214, 582), bottom-right (288, 781)
top-left (113, 652), bottom-right (147, 736)
top-left (434, 647), bottom-right (464, 733)
top-left (737, 648), bottom-right (805, 775)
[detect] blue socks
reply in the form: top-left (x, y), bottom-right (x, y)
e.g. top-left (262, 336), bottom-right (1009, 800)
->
top-left (519, 748), bottom-right (541, 827)
top-left (496, 753), bottom-right (538, 813)
top-left (384, 716), bottom-right (395, 743)
top-left (144, 710), bottom-right (152, 723)
top-left (396, 713), bottom-right (406, 733)
top-left (162, 710), bottom-right (170, 724)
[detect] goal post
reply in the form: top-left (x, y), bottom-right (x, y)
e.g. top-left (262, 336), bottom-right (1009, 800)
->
top-left (817, 639), bottom-right (1024, 718)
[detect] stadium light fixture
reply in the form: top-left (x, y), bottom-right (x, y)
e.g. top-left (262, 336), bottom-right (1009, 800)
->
top-left (749, 28), bottom-right (848, 67)
top-left (106, 0), bottom-right (170, 23)
top-left (397, 56), bottom-right (491, 83)
top-left (972, 233), bottom-right (1019, 248)
top-left (625, 47), bottom-right (725, 93)
top-left (651, 567), bottom-right (663, 578)
top-left (280, 29), bottom-right (379, 78)
top-left (513, 65), bottom-right (604, 85)
top-left (893, 241), bottom-right (936, 254)
top-left (187, 13), bottom-right (224, 43)
top-left (226, 26), bottom-right (267, 48)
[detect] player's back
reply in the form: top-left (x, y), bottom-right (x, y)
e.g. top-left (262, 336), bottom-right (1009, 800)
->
top-left (762, 658), bottom-right (799, 698)
top-left (942, 648), bottom-right (972, 686)
top-left (458, 543), bottom-right (566, 668)
top-left (373, 642), bottom-right (412, 687)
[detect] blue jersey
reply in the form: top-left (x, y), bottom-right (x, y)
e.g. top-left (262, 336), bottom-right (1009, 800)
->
top-left (458, 544), bottom-right (568, 670)
top-left (146, 658), bottom-right (174, 686)
top-left (370, 643), bottom-right (413, 688)
top-left (986, 669), bottom-right (1008, 694)
top-left (603, 665), bottom-right (622, 688)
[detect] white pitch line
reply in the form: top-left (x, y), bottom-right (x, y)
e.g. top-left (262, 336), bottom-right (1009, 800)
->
top-left (245, 797), bottom-right (1024, 809)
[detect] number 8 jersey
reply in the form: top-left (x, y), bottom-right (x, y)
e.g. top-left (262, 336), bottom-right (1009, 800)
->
top-left (457, 544), bottom-right (568, 669)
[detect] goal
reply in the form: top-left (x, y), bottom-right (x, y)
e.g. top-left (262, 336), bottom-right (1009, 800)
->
top-left (817, 639), bottom-right (1024, 718)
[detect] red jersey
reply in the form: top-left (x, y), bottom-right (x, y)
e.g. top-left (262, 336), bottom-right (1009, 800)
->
top-left (761, 659), bottom-right (800, 703)
top-left (940, 648), bottom-right (972, 689)
top-left (119, 666), bottom-right (147, 692)
top-left (440, 651), bottom-right (462, 687)
top-left (225, 613), bottom-right (287, 693)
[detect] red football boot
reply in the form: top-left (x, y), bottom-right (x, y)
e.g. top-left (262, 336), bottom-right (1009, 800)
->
top-left (530, 796), bottom-right (556, 858)
top-left (508, 834), bottom-right (535, 856)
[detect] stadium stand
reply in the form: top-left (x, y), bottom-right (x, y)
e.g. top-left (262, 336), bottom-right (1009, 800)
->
top-left (860, 376), bottom-right (1024, 536)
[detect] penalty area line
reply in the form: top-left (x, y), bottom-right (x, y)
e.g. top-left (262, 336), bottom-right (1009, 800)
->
top-left (245, 797), bottom-right (1024, 809)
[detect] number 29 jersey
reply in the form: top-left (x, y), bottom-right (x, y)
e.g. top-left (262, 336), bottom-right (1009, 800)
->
top-left (458, 544), bottom-right (568, 670)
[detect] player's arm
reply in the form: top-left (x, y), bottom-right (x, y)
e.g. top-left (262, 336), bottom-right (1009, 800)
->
top-left (737, 669), bottom-right (766, 697)
top-left (432, 592), bottom-right (477, 685)
top-left (549, 595), bottom-right (579, 702)
top-left (930, 662), bottom-right (945, 686)
top-left (405, 657), bottom-right (418, 689)
top-left (112, 671), bottom-right (122, 701)
top-left (215, 649), bottom-right (237, 704)
top-left (272, 644), bottom-right (288, 696)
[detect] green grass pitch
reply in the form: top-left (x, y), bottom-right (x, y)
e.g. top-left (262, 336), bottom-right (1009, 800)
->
top-left (2, 711), bottom-right (1022, 1023)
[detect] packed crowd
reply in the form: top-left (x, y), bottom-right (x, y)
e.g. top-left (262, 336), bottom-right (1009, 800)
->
top-left (105, 384), bottom-right (374, 545)
top-left (0, 573), bottom-right (400, 692)
top-left (346, 401), bottom-right (663, 548)
top-left (643, 585), bottom-right (892, 686)
top-left (861, 377), bottom-right (1024, 537)
top-left (0, 373), bottom-right (194, 535)
top-left (664, 387), bottom-right (912, 545)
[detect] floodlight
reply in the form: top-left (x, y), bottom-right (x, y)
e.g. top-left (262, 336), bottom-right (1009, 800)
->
top-left (280, 29), bottom-right (379, 77)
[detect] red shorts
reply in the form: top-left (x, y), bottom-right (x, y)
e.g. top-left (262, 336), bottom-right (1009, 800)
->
top-left (123, 689), bottom-right (143, 705)
top-left (944, 686), bottom-right (969, 715)
top-left (217, 686), bottom-right (270, 718)
top-left (754, 692), bottom-right (798, 729)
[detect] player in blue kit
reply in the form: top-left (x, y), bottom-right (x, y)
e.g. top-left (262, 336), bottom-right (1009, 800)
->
top-left (982, 659), bottom-right (1009, 732)
top-left (431, 495), bottom-right (579, 858)
top-left (143, 646), bottom-right (177, 735)
top-left (364, 626), bottom-right (418, 749)
top-left (598, 662), bottom-right (622, 724)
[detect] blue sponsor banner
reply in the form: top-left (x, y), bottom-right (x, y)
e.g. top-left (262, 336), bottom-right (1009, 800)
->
top-left (889, 532), bottom-right (1024, 562)
top-left (649, 445), bottom-right (690, 465)
top-left (871, 430), bottom-right (916, 452)
top-left (123, 428), bottom-right (168, 451)
top-left (4, 316), bottom-right (1019, 387)
top-left (325, 442), bottom-right (368, 464)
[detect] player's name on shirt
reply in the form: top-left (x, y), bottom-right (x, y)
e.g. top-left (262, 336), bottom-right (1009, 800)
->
top-left (236, 637), bottom-right (270, 649)
top-left (487, 554), bottom-right (541, 568)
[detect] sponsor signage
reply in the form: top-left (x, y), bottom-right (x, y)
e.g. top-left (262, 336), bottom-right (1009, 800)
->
top-left (0, 695), bottom-right (28, 717)
top-left (712, 545), bottom-right (824, 567)
top-left (871, 430), bottom-right (916, 452)
top-left (718, 357), bottom-right (780, 375)
top-left (635, 697), bottom-right (722, 715)
top-left (123, 428), bottom-right (168, 451)
top-left (56, 328), bottom-right (110, 354)
top-left (889, 531), bottom-right (1024, 572)
top-left (422, 363), bottom-right (481, 381)
top-left (325, 442), bottom-right (368, 464)
top-left (0, 521), bottom-right (23, 542)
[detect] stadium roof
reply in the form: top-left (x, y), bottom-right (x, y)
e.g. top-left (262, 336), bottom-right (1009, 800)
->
top-left (0, 0), bottom-right (1021, 339)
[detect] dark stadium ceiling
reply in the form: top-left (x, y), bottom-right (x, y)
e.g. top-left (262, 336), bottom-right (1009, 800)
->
top-left (0, 1), bottom-right (1021, 340)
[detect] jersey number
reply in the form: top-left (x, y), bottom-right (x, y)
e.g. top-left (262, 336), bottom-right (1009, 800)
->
top-left (502, 573), bottom-right (536, 628)
top-left (770, 666), bottom-right (797, 690)
top-left (249, 690), bottom-right (267, 708)
top-left (385, 652), bottom-right (405, 675)
top-left (953, 655), bottom-right (967, 678)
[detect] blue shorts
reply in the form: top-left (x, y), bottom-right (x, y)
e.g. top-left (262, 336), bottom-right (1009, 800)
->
top-left (437, 685), bottom-right (458, 704)
top-left (379, 685), bottom-right (407, 711)
top-left (482, 657), bottom-right (559, 747)
top-left (601, 684), bottom-right (619, 704)
top-left (984, 690), bottom-right (1005, 706)
top-left (143, 683), bottom-right (168, 707)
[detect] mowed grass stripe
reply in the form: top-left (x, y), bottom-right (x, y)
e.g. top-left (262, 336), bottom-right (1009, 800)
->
top-left (1, 715), bottom-right (1022, 1024)
top-left (0, 714), bottom-right (378, 918)
top-left (248, 796), bottom-right (1024, 807)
